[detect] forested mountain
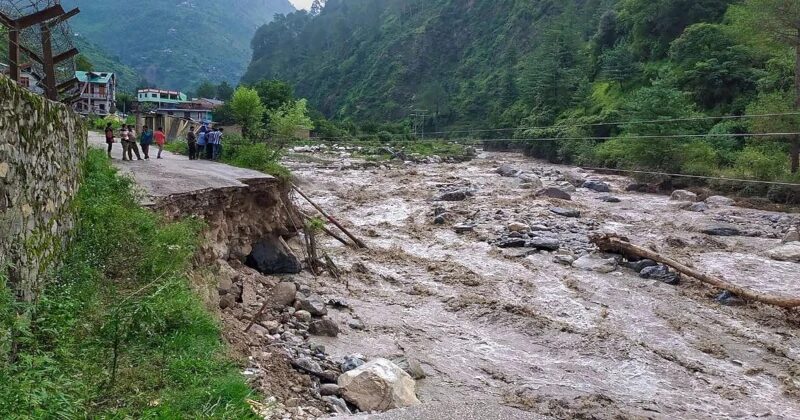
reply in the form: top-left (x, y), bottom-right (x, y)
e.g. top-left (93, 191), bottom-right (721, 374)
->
top-left (245, 0), bottom-right (800, 190)
top-left (243, 0), bottom-right (619, 125)
top-left (64, 0), bottom-right (295, 91)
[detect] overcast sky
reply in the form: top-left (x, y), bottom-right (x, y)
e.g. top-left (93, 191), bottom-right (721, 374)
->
top-left (289, 0), bottom-right (314, 10)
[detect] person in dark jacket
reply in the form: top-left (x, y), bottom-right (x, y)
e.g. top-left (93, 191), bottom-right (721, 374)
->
top-left (187, 126), bottom-right (198, 160)
top-left (139, 126), bottom-right (153, 159)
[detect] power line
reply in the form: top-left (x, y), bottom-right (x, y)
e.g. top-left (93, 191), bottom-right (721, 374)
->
top-left (280, 131), bottom-right (800, 145)
top-left (273, 111), bottom-right (800, 142)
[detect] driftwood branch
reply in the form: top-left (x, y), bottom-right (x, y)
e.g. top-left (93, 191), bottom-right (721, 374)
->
top-left (299, 210), bottom-right (354, 249)
top-left (590, 234), bottom-right (800, 309)
top-left (293, 184), bottom-right (368, 249)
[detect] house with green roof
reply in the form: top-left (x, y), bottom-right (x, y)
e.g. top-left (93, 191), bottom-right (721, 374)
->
top-left (73, 71), bottom-right (116, 116)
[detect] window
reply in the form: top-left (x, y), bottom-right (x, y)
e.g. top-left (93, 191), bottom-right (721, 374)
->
top-left (99, 103), bottom-right (106, 111)
top-left (20, 77), bottom-right (30, 88)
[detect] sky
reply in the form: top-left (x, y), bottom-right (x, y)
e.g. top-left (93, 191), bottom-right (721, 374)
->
top-left (289, 0), bottom-right (313, 10)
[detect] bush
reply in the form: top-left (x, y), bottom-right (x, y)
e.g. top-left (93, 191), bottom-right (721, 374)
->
top-left (729, 144), bottom-right (788, 180)
top-left (0, 150), bottom-right (257, 418)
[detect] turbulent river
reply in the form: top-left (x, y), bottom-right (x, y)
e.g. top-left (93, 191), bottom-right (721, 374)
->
top-left (283, 147), bottom-right (800, 419)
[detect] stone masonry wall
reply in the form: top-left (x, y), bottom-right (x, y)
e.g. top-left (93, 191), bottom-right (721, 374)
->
top-left (0, 75), bottom-right (87, 300)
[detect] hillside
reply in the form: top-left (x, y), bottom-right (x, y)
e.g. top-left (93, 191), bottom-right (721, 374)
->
top-left (246, 0), bottom-right (800, 188)
top-left (64, 0), bottom-right (295, 91)
top-left (73, 37), bottom-right (142, 93)
top-left (243, 0), bottom-right (618, 126)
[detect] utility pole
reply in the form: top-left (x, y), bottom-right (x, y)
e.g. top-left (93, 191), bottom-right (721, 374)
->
top-left (410, 109), bottom-right (428, 140)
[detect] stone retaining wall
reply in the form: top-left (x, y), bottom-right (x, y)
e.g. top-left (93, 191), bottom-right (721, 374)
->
top-left (0, 75), bottom-right (87, 300)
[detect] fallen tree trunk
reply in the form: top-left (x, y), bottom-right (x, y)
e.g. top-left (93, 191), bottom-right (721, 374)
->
top-left (293, 184), bottom-right (369, 249)
top-left (591, 234), bottom-right (800, 309)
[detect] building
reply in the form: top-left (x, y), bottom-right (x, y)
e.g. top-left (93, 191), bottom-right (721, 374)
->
top-left (73, 71), bottom-right (116, 116)
top-left (0, 63), bottom-right (45, 95)
top-left (136, 88), bottom-right (188, 109)
top-left (153, 98), bottom-right (222, 122)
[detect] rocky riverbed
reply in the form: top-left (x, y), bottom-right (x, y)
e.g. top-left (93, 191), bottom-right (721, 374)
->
top-left (224, 147), bottom-right (800, 419)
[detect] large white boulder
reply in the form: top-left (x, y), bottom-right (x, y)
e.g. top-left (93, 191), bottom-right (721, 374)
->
top-left (338, 358), bottom-right (420, 412)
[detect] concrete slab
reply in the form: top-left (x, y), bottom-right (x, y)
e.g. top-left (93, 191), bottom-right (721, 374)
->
top-left (87, 131), bottom-right (275, 203)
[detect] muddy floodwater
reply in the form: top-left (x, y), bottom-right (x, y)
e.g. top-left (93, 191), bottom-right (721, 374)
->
top-left (283, 148), bottom-right (800, 419)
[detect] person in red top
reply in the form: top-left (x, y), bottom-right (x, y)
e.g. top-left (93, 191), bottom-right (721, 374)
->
top-left (154, 127), bottom-right (167, 159)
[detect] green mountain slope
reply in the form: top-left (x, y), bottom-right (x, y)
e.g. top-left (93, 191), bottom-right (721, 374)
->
top-left (64, 0), bottom-right (295, 91)
top-left (243, 0), bottom-right (618, 126)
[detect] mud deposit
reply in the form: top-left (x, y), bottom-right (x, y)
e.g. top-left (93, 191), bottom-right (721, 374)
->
top-left (283, 148), bottom-right (800, 419)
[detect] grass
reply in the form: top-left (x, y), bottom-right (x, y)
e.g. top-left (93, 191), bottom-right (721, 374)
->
top-left (0, 149), bottom-right (258, 419)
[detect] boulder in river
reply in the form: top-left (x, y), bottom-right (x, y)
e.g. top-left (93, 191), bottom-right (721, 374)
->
top-left (622, 259), bottom-right (658, 272)
top-left (670, 190), bottom-right (698, 202)
top-left (436, 188), bottom-right (472, 202)
top-left (341, 355), bottom-right (366, 373)
top-left (536, 187), bottom-right (572, 201)
top-left (295, 295), bottom-right (328, 316)
top-left (496, 164), bottom-right (519, 177)
top-left (716, 291), bottom-right (745, 306)
top-left (572, 254), bottom-right (618, 273)
top-left (270, 282), bottom-right (297, 307)
top-left (705, 195), bottom-right (735, 207)
top-left (508, 222), bottom-right (529, 232)
top-left (583, 180), bottom-right (611, 193)
top-left (528, 237), bottom-right (561, 251)
top-left (550, 207), bottom-right (581, 218)
top-left (639, 265), bottom-right (681, 285)
top-left (309, 318), bottom-right (340, 337)
top-left (700, 224), bottom-right (741, 237)
top-left (765, 243), bottom-right (800, 263)
top-left (246, 236), bottom-right (302, 275)
top-left (782, 228), bottom-right (800, 243)
top-left (518, 173), bottom-right (544, 189)
top-left (563, 170), bottom-right (587, 187)
top-left (599, 196), bottom-right (621, 203)
top-left (688, 202), bottom-right (709, 212)
top-left (496, 238), bottom-right (528, 248)
top-left (338, 358), bottom-right (421, 412)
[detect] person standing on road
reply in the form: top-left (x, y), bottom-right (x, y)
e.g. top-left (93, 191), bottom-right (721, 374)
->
top-left (205, 126), bottom-right (217, 160)
top-left (187, 126), bottom-right (197, 160)
top-left (139, 126), bottom-right (153, 159)
top-left (209, 126), bottom-right (224, 161)
top-left (154, 127), bottom-right (167, 159)
top-left (104, 123), bottom-right (115, 158)
top-left (120, 125), bottom-right (130, 161)
top-left (196, 125), bottom-right (207, 160)
top-left (127, 125), bottom-right (143, 160)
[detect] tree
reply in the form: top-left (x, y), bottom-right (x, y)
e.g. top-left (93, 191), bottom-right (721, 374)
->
top-left (76, 54), bottom-right (94, 72)
top-left (195, 80), bottom-right (217, 99)
top-left (668, 23), bottom-right (760, 110)
top-left (253, 79), bottom-right (294, 111)
top-left (230, 87), bottom-right (266, 138)
top-left (216, 82), bottom-right (234, 101)
top-left (116, 93), bottom-right (134, 115)
top-left (732, 0), bottom-right (800, 172)
top-left (619, 0), bottom-right (734, 59)
top-left (268, 99), bottom-right (314, 141)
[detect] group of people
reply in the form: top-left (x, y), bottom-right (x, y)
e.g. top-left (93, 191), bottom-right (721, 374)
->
top-left (188, 125), bottom-right (224, 161)
top-left (104, 123), bottom-right (166, 161)
top-left (103, 123), bottom-right (224, 162)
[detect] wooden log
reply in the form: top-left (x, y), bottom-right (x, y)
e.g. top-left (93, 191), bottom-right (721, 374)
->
top-left (591, 234), bottom-right (800, 309)
top-left (292, 184), bottom-right (368, 249)
top-left (299, 210), bottom-right (354, 248)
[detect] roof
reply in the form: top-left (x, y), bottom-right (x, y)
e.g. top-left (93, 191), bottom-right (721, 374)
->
top-left (75, 71), bottom-right (114, 84)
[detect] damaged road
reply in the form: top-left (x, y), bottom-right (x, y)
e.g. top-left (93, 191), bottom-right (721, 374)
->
top-left (282, 146), bottom-right (800, 419)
